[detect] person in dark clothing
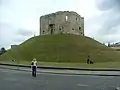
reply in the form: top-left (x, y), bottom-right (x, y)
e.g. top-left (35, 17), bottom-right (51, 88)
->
top-left (87, 55), bottom-right (94, 64)
top-left (87, 58), bottom-right (90, 64)
top-left (90, 60), bottom-right (94, 64)
top-left (87, 55), bottom-right (90, 64)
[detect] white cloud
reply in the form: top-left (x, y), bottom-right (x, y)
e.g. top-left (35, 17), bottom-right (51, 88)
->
top-left (0, 0), bottom-right (120, 49)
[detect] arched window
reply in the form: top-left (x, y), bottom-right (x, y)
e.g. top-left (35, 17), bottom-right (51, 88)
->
top-left (79, 27), bottom-right (81, 30)
top-left (43, 30), bottom-right (45, 34)
top-left (65, 16), bottom-right (68, 21)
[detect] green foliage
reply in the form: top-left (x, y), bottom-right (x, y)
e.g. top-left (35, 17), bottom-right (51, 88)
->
top-left (0, 47), bottom-right (7, 55)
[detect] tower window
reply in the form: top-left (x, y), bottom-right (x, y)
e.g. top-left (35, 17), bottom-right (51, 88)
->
top-left (72, 28), bottom-right (74, 30)
top-left (43, 30), bottom-right (45, 34)
top-left (59, 26), bottom-right (63, 30)
top-left (79, 27), bottom-right (81, 30)
top-left (76, 18), bottom-right (77, 20)
top-left (65, 16), bottom-right (68, 21)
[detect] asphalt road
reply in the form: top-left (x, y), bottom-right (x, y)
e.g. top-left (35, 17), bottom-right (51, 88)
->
top-left (0, 68), bottom-right (120, 90)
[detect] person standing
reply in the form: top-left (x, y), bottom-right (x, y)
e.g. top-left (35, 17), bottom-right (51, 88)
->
top-left (31, 58), bottom-right (37, 77)
top-left (87, 55), bottom-right (90, 64)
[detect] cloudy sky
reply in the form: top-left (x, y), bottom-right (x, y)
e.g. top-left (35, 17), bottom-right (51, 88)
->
top-left (0, 0), bottom-right (120, 49)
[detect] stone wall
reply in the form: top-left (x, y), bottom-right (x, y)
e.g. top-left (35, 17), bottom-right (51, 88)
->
top-left (11, 45), bottom-right (18, 49)
top-left (40, 11), bottom-right (84, 36)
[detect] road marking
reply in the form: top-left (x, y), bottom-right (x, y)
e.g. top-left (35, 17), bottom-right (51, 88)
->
top-left (4, 78), bottom-right (18, 81)
top-left (77, 84), bottom-right (89, 87)
top-left (116, 87), bottom-right (120, 90)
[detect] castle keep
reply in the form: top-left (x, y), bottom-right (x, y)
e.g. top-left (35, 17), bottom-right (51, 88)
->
top-left (40, 11), bottom-right (84, 36)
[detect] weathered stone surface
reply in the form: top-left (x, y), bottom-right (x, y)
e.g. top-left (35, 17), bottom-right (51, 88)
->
top-left (40, 11), bottom-right (84, 36)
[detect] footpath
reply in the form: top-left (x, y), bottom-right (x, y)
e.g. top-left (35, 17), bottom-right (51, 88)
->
top-left (0, 63), bottom-right (120, 76)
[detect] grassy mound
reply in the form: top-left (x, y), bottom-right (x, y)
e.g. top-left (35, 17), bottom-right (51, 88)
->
top-left (0, 34), bottom-right (120, 63)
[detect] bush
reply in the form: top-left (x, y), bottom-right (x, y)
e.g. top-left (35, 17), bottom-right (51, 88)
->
top-left (0, 47), bottom-right (6, 55)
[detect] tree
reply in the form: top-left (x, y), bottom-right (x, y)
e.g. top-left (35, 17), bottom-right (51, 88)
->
top-left (0, 50), bottom-right (2, 55)
top-left (0, 47), bottom-right (6, 55)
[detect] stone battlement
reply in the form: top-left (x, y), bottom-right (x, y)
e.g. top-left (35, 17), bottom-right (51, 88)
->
top-left (41, 11), bottom-right (81, 18)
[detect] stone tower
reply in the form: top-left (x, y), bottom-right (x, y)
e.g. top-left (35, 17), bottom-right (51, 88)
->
top-left (40, 11), bottom-right (84, 36)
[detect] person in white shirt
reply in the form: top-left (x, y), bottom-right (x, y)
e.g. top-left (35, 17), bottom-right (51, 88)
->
top-left (31, 58), bottom-right (37, 77)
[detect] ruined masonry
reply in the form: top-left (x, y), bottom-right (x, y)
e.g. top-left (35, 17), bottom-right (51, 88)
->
top-left (40, 11), bottom-right (84, 36)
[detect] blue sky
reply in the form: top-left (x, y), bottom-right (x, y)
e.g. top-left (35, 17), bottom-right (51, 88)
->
top-left (0, 0), bottom-right (120, 49)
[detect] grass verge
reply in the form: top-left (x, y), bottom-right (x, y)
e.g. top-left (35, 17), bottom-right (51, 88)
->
top-left (0, 60), bottom-right (120, 69)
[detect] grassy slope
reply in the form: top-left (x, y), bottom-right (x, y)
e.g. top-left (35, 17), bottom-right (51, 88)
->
top-left (0, 34), bottom-right (120, 63)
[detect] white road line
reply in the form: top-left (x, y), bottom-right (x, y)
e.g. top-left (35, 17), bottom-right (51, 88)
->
top-left (39, 72), bottom-right (81, 76)
top-left (77, 84), bottom-right (89, 87)
top-left (116, 87), bottom-right (120, 90)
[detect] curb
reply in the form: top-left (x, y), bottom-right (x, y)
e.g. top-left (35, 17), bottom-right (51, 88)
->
top-left (0, 63), bottom-right (120, 71)
top-left (0, 65), bottom-right (120, 77)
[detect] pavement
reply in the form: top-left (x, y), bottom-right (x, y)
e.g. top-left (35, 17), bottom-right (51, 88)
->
top-left (0, 65), bottom-right (120, 76)
top-left (0, 68), bottom-right (120, 90)
top-left (1, 62), bottom-right (120, 71)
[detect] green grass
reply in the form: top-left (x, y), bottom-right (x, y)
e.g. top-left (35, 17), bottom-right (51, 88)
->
top-left (38, 62), bottom-right (120, 68)
top-left (0, 34), bottom-right (120, 63)
top-left (110, 47), bottom-right (120, 49)
top-left (0, 60), bottom-right (120, 68)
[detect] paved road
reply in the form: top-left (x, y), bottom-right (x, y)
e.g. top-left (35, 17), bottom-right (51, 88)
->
top-left (0, 68), bottom-right (120, 90)
top-left (1, 65), bottom-right (120, 76)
